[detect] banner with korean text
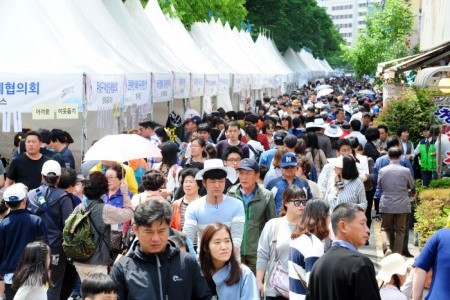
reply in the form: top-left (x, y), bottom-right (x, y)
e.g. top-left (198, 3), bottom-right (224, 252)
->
top-left (86, 74), bottom-right (124, 111)
top-left (124, 74), bottom-right (151, 106)
top-left (174, 73), bottom-right (190, 99)
top-left (191, 73), bottom-right (205, 98)
top-left (205, 74), bottom-right (218, 97)
top-left (153, 73), bottom-right (173, 103)
top-left (0, 74), bottom-right (83, 112)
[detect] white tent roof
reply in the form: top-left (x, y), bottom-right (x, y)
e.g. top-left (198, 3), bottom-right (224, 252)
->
top-left (255, 35), bottom-right (294, 75)
top-left (0, 0), bottom-right (148, 74)
top-left (283, 48), bottom-right (310, 73)
top-left (298, 49), bottom-right (325, 77)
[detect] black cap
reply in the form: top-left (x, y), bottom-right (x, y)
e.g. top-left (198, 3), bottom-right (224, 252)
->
top-left (273, 131), bottom-right (288, 146)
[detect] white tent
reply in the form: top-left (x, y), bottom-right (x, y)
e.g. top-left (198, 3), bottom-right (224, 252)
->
top-left (283, 48), bottom-right (313, 86)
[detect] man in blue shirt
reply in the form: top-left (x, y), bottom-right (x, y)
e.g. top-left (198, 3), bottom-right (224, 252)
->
top-left (50, 129), bottom-right (75, 169)
top-left (266, 152), bottom-right (312, 215)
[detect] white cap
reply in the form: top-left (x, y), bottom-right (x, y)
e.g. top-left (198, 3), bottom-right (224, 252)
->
top-left (41, 160), bottom-right (61, 176)
top-left (3, 183), bottom-right (27, 202)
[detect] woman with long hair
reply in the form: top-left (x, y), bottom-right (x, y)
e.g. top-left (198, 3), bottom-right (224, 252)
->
top-left (305, 132), bottom-right (327, 174)
top-left (256, 186), bottom-right (308, 299)
top-left (262, 120), bottom-right (276, 149)
top-left (289, 200), bottom-right (330, 299)
top-left (12, 241), bottom-right (51, 300)
top-left (296, 156), bottom-right (321, 199)
top-left (325, 155), bottom-right (367, 212)
top-left (200, 223), bottom-right (259, 300)
top-left (153, 142), bottom-right (181, 194)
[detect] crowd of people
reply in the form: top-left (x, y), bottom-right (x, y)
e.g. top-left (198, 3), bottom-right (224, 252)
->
top-left (0, 76), bottom-right (448, 300)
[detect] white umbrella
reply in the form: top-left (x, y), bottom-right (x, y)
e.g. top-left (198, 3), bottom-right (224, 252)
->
top-left (83, 134), bottom-right (162, 162)
top-left (317, 88), bottom-right (334, 98)
top-left (315, 84), bottom-right (332, 91)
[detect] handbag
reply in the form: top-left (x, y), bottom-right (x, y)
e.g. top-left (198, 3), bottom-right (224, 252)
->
top-left (110, 230), bottom-right (123, 252)
top-left (268, 219), bottom-right (289, 299)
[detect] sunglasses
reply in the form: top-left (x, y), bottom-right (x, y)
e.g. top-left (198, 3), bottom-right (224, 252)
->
top-left (288, 199), bottom-right (308, 207)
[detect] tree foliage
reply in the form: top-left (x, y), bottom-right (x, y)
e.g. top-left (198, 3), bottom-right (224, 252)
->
top-left (146, 0), bottom-right (247, 29)
top-left (245, 0), bottom-right (344, 62)
top-left (376, 88), bottom-right (437, 145)
top-left (343, 0), bottom-right (414, 78)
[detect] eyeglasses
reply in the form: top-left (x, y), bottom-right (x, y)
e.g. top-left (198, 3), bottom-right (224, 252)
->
top-left (106, 176), bottom-right (118, 180)
top-left (227, 158), bottom-right (241, 163)
top-left (288, 199), bottom-right (308, 207)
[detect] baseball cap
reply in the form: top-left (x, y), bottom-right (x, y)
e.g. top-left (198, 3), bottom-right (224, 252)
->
top-left (3, 183), bottom-right (27, 203)
top-left (41, 160), bottom-right (61, 176)
top-left (237, 158), bottom-right (259, 172)
top-left (281, 152), bottom-right (297, 168)
top-left (273, 131), bottom-right (288, 146)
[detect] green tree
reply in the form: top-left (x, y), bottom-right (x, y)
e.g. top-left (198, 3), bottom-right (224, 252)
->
top-left (138, 0), bottom-right (247, 29)
top-left (343, 0), bottom-right (414, 78)
top-left (245, 0), bottom-right (344, 67)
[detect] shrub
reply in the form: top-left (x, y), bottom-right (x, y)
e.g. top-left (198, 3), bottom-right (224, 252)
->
top-left (414, 188), bottom-right (450, 247)
top-left (428, 178), bottom-right (450, 189)
top-left (376, 88), bottom-right (438, 144)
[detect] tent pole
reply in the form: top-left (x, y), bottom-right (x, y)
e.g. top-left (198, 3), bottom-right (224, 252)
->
top-left (81, 73), bottom-right (88, 169)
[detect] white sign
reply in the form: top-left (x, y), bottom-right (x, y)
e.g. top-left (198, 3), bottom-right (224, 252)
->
top-left (218, 74), bottom-right (230, 95)
top-left (251, 74), bottom-right (262, 90)
top-left (191, 74), bottom-right (205, 97)
top-left (0, 74), bottom-right (83, 112)
top-left (32, 104), bottom-right (55, 120)
top-left (153, 73), bottom-right (173, 103)
top-left (56, 103), bottom-right (79, 119)
top-left (124, 74), bottom-right (151, 106)
top-left (205, 74), bottom-right (218, 96)
top-left (87, 74), bottom-right (124, 111)
top-left (174, 73), bottom-right (190, 99)
top-left (233, 74), bottom-right (242, 93)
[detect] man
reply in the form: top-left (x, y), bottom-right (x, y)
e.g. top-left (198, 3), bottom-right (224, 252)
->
top-left (347, 119), bottom-right (367, 147)
top-left (196, 123), bottom-right (214, 144)
top-left (376, 124), bottom-right (389, 154)
top-left (227, 159), bottom-right (276, 273)
top-left (50, 129), bottom-right (76, 169)
top-left (90, 160), bottom-right (138, 195)
top-left (183, 159), bottom-right (245, 253)
top-left (5, 131), bottom-right (51, 190)
top-left (378, 147), bottom-right (414, 255)
top-left (360, 112), bottom-right (371, 135)
top-left (306, 203), bottom-right (380, 300)
top-left (259, 130), bottom-right (287, 169)
top-left (110, 200), bottom-right (211, 300)
top-left (306, 118), bottom-right (335, 158)
top-left (138, 120), bottom-right (160, 145)
top-left (412, 228), bottom-right (450, 300)
top-left (331, 107), bottom-right (348, 126)
top-left (222, 146), bottom-right (243, 192)
top-left (0, 184), bottom-right (47, 300)
top-left (414, 125), bottom-right (438, 187)
top-left (266, 152), bottom-right (312, 216)
top-left (27, 160), bottom-right (74, 300)
top-left (216, 121), bottom-right (250, 159)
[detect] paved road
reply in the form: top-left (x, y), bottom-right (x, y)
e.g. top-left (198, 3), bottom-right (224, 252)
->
top-left (359, 219), bottom-right (420, 272)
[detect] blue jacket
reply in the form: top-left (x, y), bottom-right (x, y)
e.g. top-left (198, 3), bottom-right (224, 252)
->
top-left (266, 176), bottom-right (312, 216)
top-left (0, 209), bottom-right (47, 275)
top-left (213, 263), bottom-right (259, 300)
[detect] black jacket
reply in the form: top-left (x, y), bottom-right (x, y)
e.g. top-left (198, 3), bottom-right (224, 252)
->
top-left (110, 241), bottom-right (211, 300)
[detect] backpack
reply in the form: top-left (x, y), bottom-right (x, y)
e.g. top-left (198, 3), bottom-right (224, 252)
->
top-left (248, 144), bottom-right (263, 162)
top-left (62, 202), bottom-right (102, 261)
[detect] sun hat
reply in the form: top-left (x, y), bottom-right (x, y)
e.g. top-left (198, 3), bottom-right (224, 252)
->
top-left (377, 253), bottom-right (408, 283)
top-left (41, 160), bottom-right (62, 176)
top-left (195, 159), bottom-right (236, 180)
top-left (324, 124), bottom-right (343, 138)
top-left (305, 118), bottom-right (326, 129)
top-left (3, 183), bottom-right (27, 203)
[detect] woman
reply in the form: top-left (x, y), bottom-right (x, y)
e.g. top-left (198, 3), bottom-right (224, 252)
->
top-left (305, 132), bottom-right (327, 174)
top-left (200, 223), bottom-right (259, 300)
top-left (153, 142), bottom-right (181, 194)
top-left (182, 137), bottom-right (206, 170)
top-left (377, 253), bottom-right (408, 300)
top-left (296, 156), bottom-right (321, 199)
top-left (289, 200), bottom-right (330, 300)
top-left (257, 186), bottom-right (308, 299)
top-left (131, 170), bottom-right (167, 209)
top-left (12, 241), bottom-right (50, 300)
top-left (103, 163), bottom-right (134, 255)
top-left (262, 120), bottom-right (276, 149)
top-left (72, 172), bottom-right (133, 281)
top-left (363, 127), bottom-right (381, 161)
top-left (325, 155), bottom-right (367, 212)
top-left (245, 126), bottom-right (264, 161)
top-left (281, 115), bottom-right (292, 131)
top-left (171, 168), bottom-right (202, 231)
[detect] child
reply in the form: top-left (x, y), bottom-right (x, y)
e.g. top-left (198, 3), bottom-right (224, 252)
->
top-left (81, 274), bottom-right (118, 300)
top-left (11, 241), bottom-right (51, 300)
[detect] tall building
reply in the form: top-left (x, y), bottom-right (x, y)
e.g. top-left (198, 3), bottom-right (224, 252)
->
top-left (316, 0), bottom-right (383, 45)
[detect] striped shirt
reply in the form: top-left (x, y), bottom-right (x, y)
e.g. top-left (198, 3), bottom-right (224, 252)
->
top-left (183, 195), bottom-right (245, 249)
top-left (289, 233), bottom-right (324, 300)
top-left (324, 177), bottom-right (367, 212)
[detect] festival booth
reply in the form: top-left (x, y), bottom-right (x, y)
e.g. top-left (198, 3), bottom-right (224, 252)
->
top-left (283, 48), bottom-right (314, 86)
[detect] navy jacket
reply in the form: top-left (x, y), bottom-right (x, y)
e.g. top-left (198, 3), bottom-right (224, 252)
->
top-left (0, 209), bottom-right (47, 275)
